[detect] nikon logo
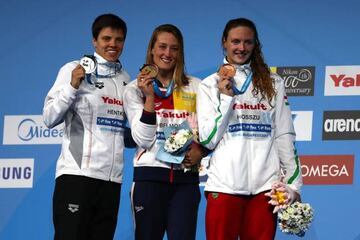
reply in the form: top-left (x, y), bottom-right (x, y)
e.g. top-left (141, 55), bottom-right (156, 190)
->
top-left (322, 111), bottom-right (360, 140)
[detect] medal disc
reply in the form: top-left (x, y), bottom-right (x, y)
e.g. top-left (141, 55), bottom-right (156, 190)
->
top-left (80, 55), bottom-right (97, 74)
top-left (140, 64), bottom-right (159, 78)
top-left (218, 64), bottom-right (236, 78)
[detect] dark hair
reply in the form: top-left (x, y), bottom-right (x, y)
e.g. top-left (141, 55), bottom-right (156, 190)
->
top-left (146, 24), bottom-right (189, 88)
top-left (222, 18), bottom-right (275, 103)
top-left (92, 13), bottom-right (127, 40)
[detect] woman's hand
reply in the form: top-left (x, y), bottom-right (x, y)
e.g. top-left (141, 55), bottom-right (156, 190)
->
top-left (218, 76), bottom-right (234, 96)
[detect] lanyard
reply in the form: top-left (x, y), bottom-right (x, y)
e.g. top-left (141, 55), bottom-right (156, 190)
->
top-left (232, 72), bottom-right (253, 95)
top-left (152, 79), bottom-right (174, 98)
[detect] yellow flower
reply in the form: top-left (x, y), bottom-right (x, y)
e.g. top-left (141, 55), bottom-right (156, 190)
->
top-left (275, 191), bottom-right (287, 204)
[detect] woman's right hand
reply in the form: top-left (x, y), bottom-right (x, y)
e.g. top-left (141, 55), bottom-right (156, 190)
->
top-left (137, 72), bottom-right (154, 97)
top-left (218, 76), bottom-right (234, 97)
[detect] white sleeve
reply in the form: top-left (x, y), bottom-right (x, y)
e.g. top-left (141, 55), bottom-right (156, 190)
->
top-left (43, 63), bottom-right (78, 128)
top-left (197, 79), bottom-right (235, 150)
top-left (123, 82), bottom-right (157, 150)
top-left (274, 76), bottom-right (302, 192)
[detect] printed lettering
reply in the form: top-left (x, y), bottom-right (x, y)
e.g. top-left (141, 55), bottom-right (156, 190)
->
top-left (102, 96), bottom-right (123, 105)
top-left (324, 118), bottom-right (360, 132)
top-left (330, 74), bottom-right (360, 87)
top-left (233, 103), bottom-right (267, 110)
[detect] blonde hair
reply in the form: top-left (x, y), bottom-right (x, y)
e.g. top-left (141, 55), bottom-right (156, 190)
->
top-left (146, 24), bottom-right (189, 88)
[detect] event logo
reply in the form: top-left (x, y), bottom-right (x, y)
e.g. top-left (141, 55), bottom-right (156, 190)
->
top-left (300, 155), bottom-right (354, 184)
top-left (271, 66), bottom-right (315, 96)
top-left (324, 65), bottom-right (360, 96)
top-left (322, 111), bottom-right (360, 140)
top-left (292, 111), bottom-right (313, 141)
top-left (3, 115), bottom-right (64, 145)
top-left (0, 159), bottom-right (34, 188)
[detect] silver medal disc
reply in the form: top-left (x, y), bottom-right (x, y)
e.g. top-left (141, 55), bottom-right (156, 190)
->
top-left (80, 56), bottom-right (97, 74)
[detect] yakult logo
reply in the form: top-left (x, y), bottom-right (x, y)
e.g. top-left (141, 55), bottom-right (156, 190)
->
top-left (233, 103), bottom-right (267, 111)
top-left (102, 96), bottom-right (123, 105)
top-left (324, 66), bottom-right (360, 96)
top-left (3, 115), bottom-right (64, 145)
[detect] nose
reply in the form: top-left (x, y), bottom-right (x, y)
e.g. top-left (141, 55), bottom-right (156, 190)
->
top-left (109, 39), bottom-right (116, 47)
top-left (238, 42), bottom-right (245, 50)
top-left (164, 47), bottom-right (172, 56)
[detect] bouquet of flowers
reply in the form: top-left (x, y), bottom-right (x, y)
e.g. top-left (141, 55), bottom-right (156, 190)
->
top-left (164, 128), bottom-right (193, 154)
top-left (156, 120), bottom-right (194, 164)
top-left (265, 182), bottom-right (314, 237)
top-left (278, 201), bottom-right (314, 237)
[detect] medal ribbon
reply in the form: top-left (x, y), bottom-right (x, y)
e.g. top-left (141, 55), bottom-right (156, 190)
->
top-left (232, 72), bottom-right (253, 95)
top-left (152, 79), bottom-right (174, 98)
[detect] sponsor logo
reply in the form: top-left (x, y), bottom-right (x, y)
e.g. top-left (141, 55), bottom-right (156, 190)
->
top-left (322, 111), bottom-right (360, 140)
top-left (324, 66), bottom-right (360, 96)
top-left (233, 103), bottom-right (267, 110)
top-left (102, 96), bottom-right (123, 105)
top-left (3, 115), bottom-right (64, 145)
top-left (134, 206), bottom-right (144, 213)
top-left (292, 111), bottom-right (313, 141)
top-left (156, 110), bottom-right (190, 119)
top-left (0, 159), bottom-right (34, 188)
top-left (68, 204), bottom-right (79, 213)
top-left (300, 155), bottom-right (354, 184)
top-left (271, 66), bottom-right (315, 96)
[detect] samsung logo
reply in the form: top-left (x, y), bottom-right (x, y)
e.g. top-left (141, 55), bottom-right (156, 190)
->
top-left (3, 115), bottom-right (64, 145)
top-left (0, 159), bottom-right (34, 188)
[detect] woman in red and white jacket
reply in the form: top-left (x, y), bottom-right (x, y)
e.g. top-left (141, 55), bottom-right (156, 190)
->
top-left (123, 24), bottom-right (208, 240)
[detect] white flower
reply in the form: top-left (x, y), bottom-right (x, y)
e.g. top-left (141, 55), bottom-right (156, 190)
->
top-left (278, 201), bottom-right (314, 237)
top-left (164, 129), bottom-right (193, 153)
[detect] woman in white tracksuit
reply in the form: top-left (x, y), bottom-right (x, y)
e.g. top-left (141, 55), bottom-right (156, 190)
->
top-left (197, 18), bottom-right (303, 240)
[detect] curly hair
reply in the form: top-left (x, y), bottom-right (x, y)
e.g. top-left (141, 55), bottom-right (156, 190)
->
top-left (222, 18), bottom-right (275, 103)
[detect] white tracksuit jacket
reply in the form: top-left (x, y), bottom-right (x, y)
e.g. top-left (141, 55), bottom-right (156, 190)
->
top-left (43, 53), bottom-right (130, 183)
top-left (197, 61), bottom-right (302, 195)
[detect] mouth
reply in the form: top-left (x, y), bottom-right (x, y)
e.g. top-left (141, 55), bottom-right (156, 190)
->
top-left (160, 57), bottom-right (173, 64)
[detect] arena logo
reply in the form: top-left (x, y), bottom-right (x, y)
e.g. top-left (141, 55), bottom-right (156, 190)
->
top-left (3, 115), bottom-right (64, 145)
top-left (322, 111), bottom-right (360, 140)
top-left (270, 66), bottom-right (315, 96)
top-left (300, 155), bottom-right (354, 185)
top-left (292, 111), bottom-right (313, 141)
top-left (324, 65), bottom-right (360, 96)
top-left (0, 159), bottom-right (34, 188)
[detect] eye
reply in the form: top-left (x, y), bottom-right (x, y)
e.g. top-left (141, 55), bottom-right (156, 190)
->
top-left (231, 39), bottom-right (241, 45)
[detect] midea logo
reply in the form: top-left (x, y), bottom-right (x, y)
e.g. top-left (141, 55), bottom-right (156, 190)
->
top-left (17, 118), bottom-right (63, 141)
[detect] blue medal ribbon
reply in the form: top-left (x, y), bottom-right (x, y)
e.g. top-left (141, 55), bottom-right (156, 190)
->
top-left (152, 79), bottom-right (174, 98)
top-left (232, 72), bottom-right (253, 95)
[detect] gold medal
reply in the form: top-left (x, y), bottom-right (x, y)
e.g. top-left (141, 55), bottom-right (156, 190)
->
top-left (218, 64), bottom-right (236, 78)
top-left (140, 64), bottom-right (159, 78)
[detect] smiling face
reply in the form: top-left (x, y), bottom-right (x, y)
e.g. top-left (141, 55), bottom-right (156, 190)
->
top-left (150, 32), bottom-right (179, 73)
top-left (93, 27), bottom-right (125, 62)
top-left (222, 26), bottom-right (255, 65)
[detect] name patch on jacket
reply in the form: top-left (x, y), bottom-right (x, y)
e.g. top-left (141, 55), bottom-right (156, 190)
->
top-left (228, 100), bottom-right (272, 139)
top-left (154, 90), bottom-right (196, 140)
top-left (97, 95), bottom-right (125, 133)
